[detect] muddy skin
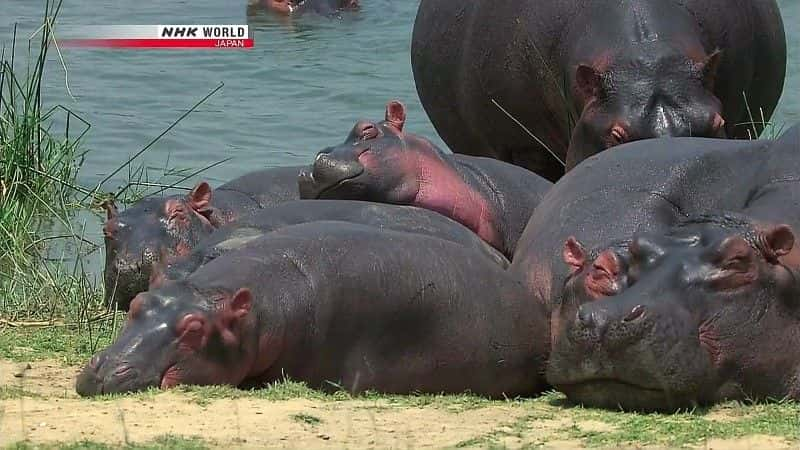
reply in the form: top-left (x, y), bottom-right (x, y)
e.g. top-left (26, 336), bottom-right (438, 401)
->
top-left (259, 0), bottom-right (359, 16)
top-left (103, 166), bottom-right (302, 311)
top-left (153, 199), bottom-right (510, 285)
top-left (78, 222), bottom-right (550, 398)
top-left (412, 0), bottom-right (786, 180)
top-left (297, 100), bottom-right (552, 258)
top-left (547, 213), bottom-right (800, 411)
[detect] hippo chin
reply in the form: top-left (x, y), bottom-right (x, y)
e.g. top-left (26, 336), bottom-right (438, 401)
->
top-left (411, 0), bottom-right (785, 179)
top-left (547, 213), bottom-right (800, 411)
top-left (298, 100), bottom-right (552, 258)
top-left (103, 166), bottom-right (301, 311)
top-left (79, 222), bottom-right (550, 398)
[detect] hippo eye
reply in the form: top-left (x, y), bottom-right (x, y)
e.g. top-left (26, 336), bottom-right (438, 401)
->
top-left (359, 124), bottom-right (379, 140)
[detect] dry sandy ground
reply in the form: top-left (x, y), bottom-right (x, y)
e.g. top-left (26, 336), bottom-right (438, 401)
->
top-left (0, 359), bottom-right (796, 449)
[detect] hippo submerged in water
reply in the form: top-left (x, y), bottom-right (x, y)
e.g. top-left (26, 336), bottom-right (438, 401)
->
top-left (152, 199), bottom-right (510, 286)
top-left (411, 0), bottom-right (786, 180)
top-left (103, 166), bottom-right (301, 311)
top-left (78, 222), bottom-right (550, 398)
top-left (297, 100), bottom-right (553, 258)
top-left (257, 0), bottom-right (359, 16)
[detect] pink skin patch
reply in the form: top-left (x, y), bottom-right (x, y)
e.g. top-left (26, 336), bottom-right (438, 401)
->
top-left (698, 320), bottom-right (723, 366)
top-left (411, 152), bottom-right (502, 251)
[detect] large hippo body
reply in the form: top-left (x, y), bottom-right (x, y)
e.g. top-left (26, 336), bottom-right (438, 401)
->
top-left (103, 166), bottom-right (301, 311)
top-left (411, 0), bottom-right (786, 180)
top-left (157, 199), bottom-right (510, 284)
top-left (544, 127), bottom-right (800, 411)
top-left (510, 125), bottom-right (800, 310)
top-left (78, 222), bottom-right (550, 398)
top-left (298, 101), bottom-right (553, 258)
top-left (512, 124), bottom-right (800, 410)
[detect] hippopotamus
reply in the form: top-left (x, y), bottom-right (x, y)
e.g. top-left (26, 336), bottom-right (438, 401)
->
top-left (153, 199), bottom-right (510, 285)
top-left (411, 0), bottom-right (786, 180)
top-left (510, 123), bottom-right (800, 312)
top-left (297, 100), bottom-right (553, 258)
top-left (258, 0), bottom-right (358, 16)
top-left (77, 221), bottom-right (550, 398)
top-left (547, 212), bottom-right (800, 411)
top-left (103, 166), bottom-right (301, 311)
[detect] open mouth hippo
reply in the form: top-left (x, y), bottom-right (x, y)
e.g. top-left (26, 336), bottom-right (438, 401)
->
top-left (103, 166), bottom-right (301, 311)
top-left (297, 100), bottom-right (552, 258)
top-left (78, 221), bottom-right (549, 398)
top-left (547, 213), bottom-right (800, 411)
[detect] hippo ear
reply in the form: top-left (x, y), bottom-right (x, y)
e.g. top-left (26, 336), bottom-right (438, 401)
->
top-left (699, 50), bottom-right (722, 91)
top-left (563, 236), bottom-right (587, 273)
top-left (385, 100), bottom-right (406, 131)
top-left (187, 182), bottom-right (213, 216)
top-left (102, 198), bottom-right (118, 221)
top-left (575, 65), bottom-right (603, 101)
top-left (764, 224), bottom-right (795, 260)
top-left (218, 288), bottom-right (253, 346)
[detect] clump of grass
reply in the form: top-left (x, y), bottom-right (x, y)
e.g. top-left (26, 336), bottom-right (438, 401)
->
top-left (5, 435), bottom-right (210, 450)
top-left (0, 0), bottom-right (106, 326)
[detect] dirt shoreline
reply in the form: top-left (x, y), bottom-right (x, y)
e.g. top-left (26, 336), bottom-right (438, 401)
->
top-left (1, 359), bottom-right (797, 449)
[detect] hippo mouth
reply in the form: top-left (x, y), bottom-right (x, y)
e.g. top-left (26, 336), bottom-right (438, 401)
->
top-left (555, 379), bottom-right (696, 411)
top-left (298, 166), bottom-right (365, 199)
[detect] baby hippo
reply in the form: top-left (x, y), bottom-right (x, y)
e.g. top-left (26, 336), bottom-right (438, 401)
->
top-left (297, 100), bottom-right (552, 258)
top-left (77, 222), bottom-right (550, 398)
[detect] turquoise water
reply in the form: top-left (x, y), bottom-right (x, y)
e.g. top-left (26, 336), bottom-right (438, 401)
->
top-left (0, 0), bottom-right (798, 274)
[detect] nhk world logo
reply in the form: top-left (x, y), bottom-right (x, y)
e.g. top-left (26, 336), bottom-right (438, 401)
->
top-left (60, 25), bottom-right (253, 49)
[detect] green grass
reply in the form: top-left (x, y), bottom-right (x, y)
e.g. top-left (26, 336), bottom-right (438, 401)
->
top-left (5, 435), bottom-right (210, 450)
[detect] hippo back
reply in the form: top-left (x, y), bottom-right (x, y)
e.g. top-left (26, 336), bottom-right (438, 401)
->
top-left (510, 136), bottom-right (773, 306)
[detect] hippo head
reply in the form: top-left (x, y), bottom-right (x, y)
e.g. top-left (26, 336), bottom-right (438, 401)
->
top-left (76, 283), bottom-right (256, 396)
top-left (298, 100), bottom-right (445, 203)
top-left (547, 214), bottom-right (800, 411)
top-left (567, 49), bottom-right (726, 169)
top-left (263, 0), bottom-right (359, 14)
top-left (103, 182), bottom-right (216, 311)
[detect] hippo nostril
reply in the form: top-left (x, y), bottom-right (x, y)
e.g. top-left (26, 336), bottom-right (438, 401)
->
top-left (623, 305), bottom-right (646, 323)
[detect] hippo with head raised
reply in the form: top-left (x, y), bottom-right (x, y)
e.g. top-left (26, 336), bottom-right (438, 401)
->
top-left (297, 100), bottom-right (553, 258)
top-left (411, 0), bottom-right (786, 180)
top-left (547, 213), bottom-right (800, 411)
top-left (78, 221), bottom-right (550, 398)
top-left (103, 166), bottom-right (301, 311)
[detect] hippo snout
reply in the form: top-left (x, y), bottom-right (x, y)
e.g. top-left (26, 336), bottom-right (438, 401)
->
top-left (76, 352), bottom-right (148, 397)
top-left (571, 303), bottom-right (651, 350)
top-left (298, 152), bottom-right (364, 199)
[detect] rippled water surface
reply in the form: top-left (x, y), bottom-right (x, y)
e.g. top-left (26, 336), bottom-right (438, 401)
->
top-left (1, 0), bottom-right (798, 275)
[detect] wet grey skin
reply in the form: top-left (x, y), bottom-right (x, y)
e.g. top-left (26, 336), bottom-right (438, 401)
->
top-left (78, 221), bottom-right (550, 398)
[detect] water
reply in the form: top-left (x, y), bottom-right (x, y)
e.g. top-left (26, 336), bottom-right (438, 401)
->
top-left (1, 0), bottom-right (798, 276)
